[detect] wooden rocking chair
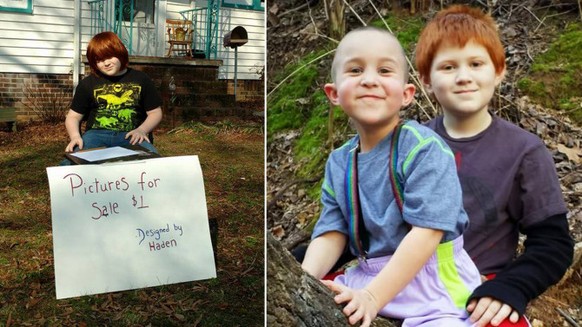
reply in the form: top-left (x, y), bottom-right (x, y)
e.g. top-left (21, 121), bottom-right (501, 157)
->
top-left (166, 19), bottom-right (193, 57)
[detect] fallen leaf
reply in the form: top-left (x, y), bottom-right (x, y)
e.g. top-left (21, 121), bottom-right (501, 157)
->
top-left (271, 225), bottom-right (285, 240)
top-left (175, 313), bottom-right (185, 321)
top-left (531, 318), bottom-right (544, 327)
top-left (269, 3), bottom-right (279, 14)
top-left (557, 144), bottom-right (581, 163)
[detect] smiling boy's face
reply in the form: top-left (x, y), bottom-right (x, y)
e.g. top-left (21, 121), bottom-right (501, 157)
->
top-left (425, 40), bottom-right (505, 118)
top-left (324, 29), bottom-right (415, 133)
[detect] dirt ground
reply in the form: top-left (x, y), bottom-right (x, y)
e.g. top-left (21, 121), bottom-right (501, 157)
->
top-left (266, 0), bottom-right (582, 325)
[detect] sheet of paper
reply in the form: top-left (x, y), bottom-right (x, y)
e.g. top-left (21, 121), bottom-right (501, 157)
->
top-left (46, 156), bottom-right (216, 299)
top-left (69, 146), bottom-right (140, 162)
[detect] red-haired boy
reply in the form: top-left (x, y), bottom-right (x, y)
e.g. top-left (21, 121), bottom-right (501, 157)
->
top-left (64, 31), bottom-right (163, 157)
top-left (417, 5), bottom-right (573, 327)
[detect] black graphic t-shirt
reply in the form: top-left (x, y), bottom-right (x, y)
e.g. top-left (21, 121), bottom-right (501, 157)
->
top-left (72, 68), bottom-right (162, 132)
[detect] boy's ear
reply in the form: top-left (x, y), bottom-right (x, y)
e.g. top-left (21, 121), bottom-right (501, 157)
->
top-left (495, 67), bottom-right (506, 86)
top-left (420, 75), bottom-right (432, 94)
top-left (323, 83), bottom-right (340, 106)
top-left (401, 83), bottom-right (416, 107)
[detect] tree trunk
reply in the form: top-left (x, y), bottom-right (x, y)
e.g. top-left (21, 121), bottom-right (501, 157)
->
top-left (325, 0), bottom-right (346, 41)
top-left (266, 233), bottom-right (399, 327)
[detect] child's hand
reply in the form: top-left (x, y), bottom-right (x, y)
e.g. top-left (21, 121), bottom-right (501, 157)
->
top-left (125, 128), bottom-right (150, 145)
top-left (467, 297), bottom-right (519, 327)
top-left (65, 137), bottom-right (83, 152)
top-left (321, 279), bottom-right (379, 327)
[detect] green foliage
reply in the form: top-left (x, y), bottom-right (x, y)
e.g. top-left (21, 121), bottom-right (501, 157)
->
top-left (518, 22), bottom-right (582, 123)
top-left (267, 48), bottom-right (345, 202)
top-left (370, 15), bottom-right (424, 53)
top-left (267, 50), bottom-right (329, 134)
top-left (295, 91), bottom-right (341, 178)
top-left (517, 78), bottom-right (546, 98)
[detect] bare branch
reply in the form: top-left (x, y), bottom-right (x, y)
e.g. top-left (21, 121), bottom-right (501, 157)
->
top-left (342, 0), bottom-right (366, 25)
top-left (521, 4), bottom-right (543, 25)
top-left (556, 307), bottom-right (581, 327)
top-left (279, 2), bottom-right (309, 18)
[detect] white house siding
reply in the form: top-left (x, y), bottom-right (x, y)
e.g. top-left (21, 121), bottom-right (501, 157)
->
top-left (0, 0), bottom-right (75, 74)
top-left (0, 0), bottom-right (264, 80)
top-left (167, 0), bottom-right (191, 18)
top-left (217, 7), bottom-right (264, 80)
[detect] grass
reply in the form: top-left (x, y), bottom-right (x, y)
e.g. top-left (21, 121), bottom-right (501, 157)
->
top-left (517, 22), bottom-right (582, 123)
top-left (267, 49), bottom-right (331, 135)
top-left (0, 119), bottom-right (264, 326)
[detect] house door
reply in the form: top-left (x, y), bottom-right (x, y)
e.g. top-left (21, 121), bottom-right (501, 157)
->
top-left (115, 0), bottom-right (164, 57)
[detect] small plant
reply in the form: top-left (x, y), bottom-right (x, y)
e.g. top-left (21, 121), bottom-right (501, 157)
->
top-left (21, 80), bottom-right (72, 124)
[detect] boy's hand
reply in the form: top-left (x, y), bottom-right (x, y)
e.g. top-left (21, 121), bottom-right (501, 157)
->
top-left (65, 137), bottom-right (83, 152)
top-left (321, 280), bottom-right (379, 327)
top-left (125, 128), bottom-right (150, 145)
top-left (467, 297), bottom-right (519, 327)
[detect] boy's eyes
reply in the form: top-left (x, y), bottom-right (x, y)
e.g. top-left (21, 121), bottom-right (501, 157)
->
top-left (378, 67), bottom-right (394, 74)
top-left (439, 61), bottom-right (486, 71)
top-left (345, 67), bottom-right (394, 74)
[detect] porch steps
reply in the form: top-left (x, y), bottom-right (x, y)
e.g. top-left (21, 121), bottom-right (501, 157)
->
top-left (128, 57), bottom-right (242, 121)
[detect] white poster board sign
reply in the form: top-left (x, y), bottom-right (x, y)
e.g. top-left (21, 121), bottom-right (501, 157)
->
top-left (47, 156), bottom-right (216, 299)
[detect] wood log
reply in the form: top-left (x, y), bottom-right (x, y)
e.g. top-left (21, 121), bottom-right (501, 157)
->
top-left (266, 233), bottom-right (399, 327)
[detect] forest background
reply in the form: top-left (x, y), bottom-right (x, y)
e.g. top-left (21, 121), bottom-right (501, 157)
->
top-left (267, 0), bottom-right (582, 325)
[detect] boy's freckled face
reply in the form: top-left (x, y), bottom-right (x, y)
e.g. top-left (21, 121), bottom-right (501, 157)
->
top-left (326, 31), bottom-right (414, 130)
top-left (427, 40), bottom-right (504, 117)
top-left (96, 57), bottom-right (123, 76)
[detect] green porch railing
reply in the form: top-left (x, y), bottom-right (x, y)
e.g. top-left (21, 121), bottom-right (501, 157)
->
top-left (179, 0), bottom-right (219, 60)
top-left (88, 0), bottom-right (219, 59)
top-left (88, 0), bottom-right (135, 55)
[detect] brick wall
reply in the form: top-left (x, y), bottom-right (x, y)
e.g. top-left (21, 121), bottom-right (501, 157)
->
top-left (225, 79), bottom-right (264, 103)
top-left (0, 57), bottom-right (264, 123)
top-left (0, 73), bottom-right (74, 120)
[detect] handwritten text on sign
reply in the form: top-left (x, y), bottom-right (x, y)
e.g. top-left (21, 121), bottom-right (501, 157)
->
top-left (47, 156), bottom-right (216, 299)
top-left (61, 171), bottom-right (159, 220)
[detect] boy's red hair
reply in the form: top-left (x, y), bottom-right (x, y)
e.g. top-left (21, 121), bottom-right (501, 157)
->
top-left (86, 31), bottom-right (129, 75)
top-left (415, 5), bottom-right (505, 83)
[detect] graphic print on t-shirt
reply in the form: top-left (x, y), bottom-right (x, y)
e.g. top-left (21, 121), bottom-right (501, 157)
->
top-left (453, 149), bottom-right (499, 267)
top-left (93, 83), bottom-right (141, 131)
top-left (454, 150), bottom-right (498, 231)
